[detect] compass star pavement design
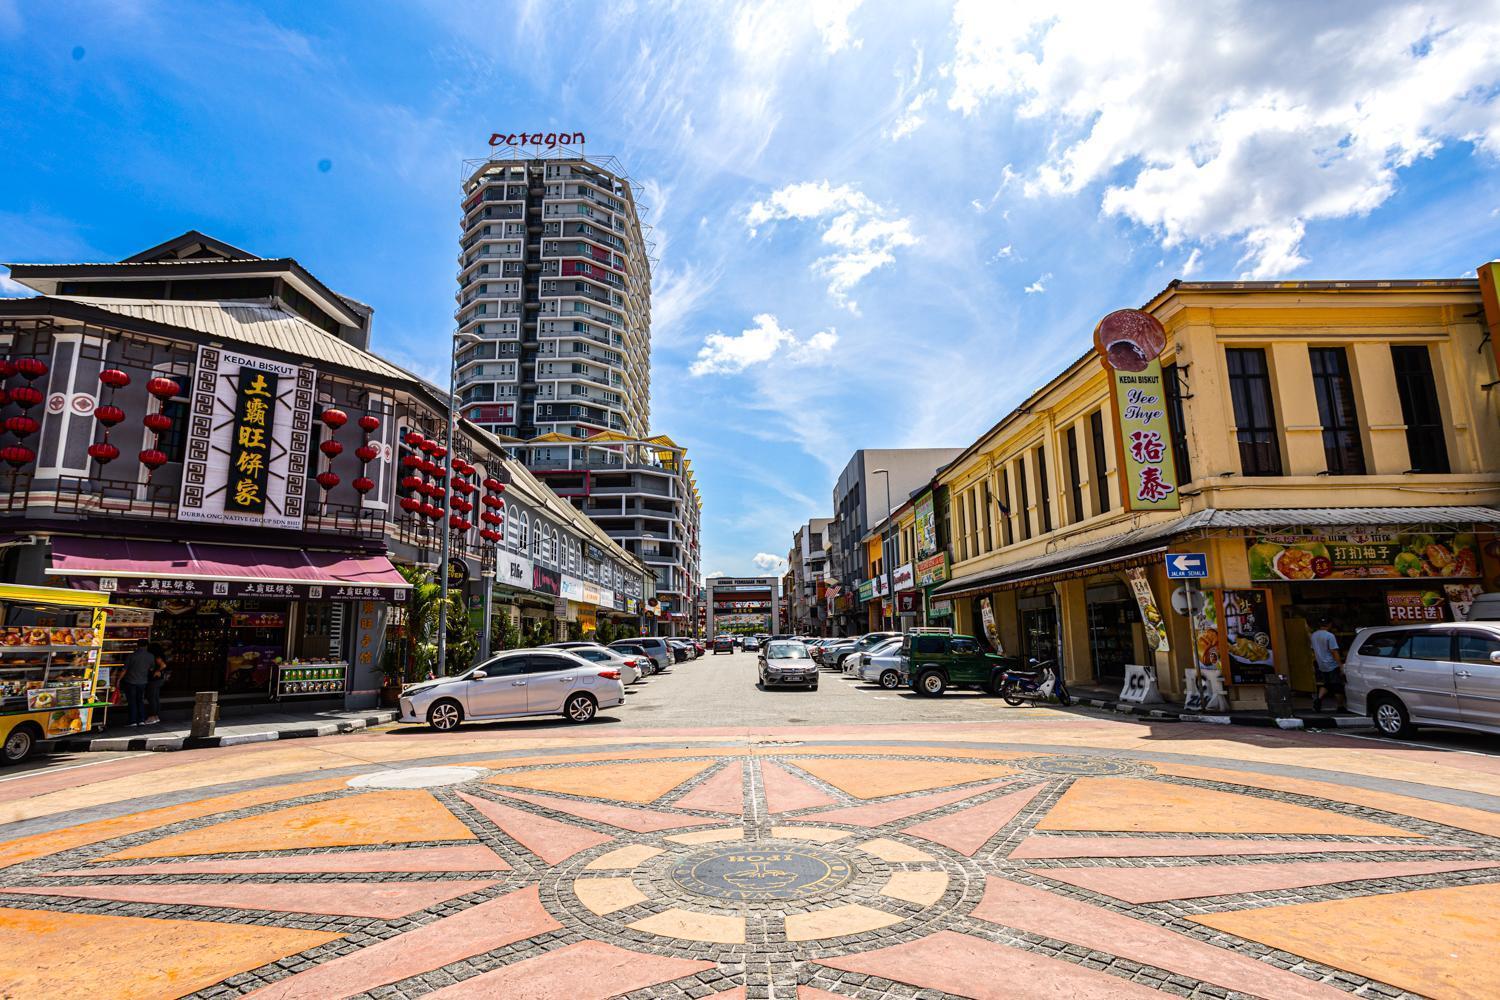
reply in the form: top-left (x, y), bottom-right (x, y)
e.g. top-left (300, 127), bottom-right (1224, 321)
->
top-left (2, 730), bottom-right (1499, 999)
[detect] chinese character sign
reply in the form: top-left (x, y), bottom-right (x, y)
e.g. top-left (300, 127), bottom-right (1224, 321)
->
top-left (1094, 309), bottom-right (1180, 512)
top-left (226, 368), bottom-right (277, 514)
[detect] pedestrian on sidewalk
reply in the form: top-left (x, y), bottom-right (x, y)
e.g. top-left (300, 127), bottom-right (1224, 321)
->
top-left (123, 639), bottom-right (155, 727)
top-left (144, 642), bottom-right (170, 726)
top-left (1309, 618), bottom-right (1346, 713)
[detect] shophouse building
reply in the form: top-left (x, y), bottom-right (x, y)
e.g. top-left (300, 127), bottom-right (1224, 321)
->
top-left (928, 277), bottom-right (1500, 707)
top-left (1, 231), bottom-right (646, 712)
top-left (790, 517), bottom-right (832, 634)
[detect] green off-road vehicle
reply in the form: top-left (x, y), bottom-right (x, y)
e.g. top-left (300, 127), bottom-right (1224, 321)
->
top-left (902, 630), bottom-right (1019, 696)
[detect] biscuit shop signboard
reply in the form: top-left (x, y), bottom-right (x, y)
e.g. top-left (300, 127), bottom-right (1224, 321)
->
top-left (1095, 309), bottom-right (1180, 512)
top-left (178, 347), bottom-right (316, 530)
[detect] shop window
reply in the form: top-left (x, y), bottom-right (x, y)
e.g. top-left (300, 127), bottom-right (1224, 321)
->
top-left (998, 468), bottom-right (1014, 547)
top-left (981, 480), bottom-right (994, 552)
top-left (1089, 409), bottom-right (1110, 515)
top-left (1034, 445), bottom-right (1053, 534)
top-left (1390, 345), bottom-right (1450, 474)
top-left (1064, 426), bottom-right (1083, 524)
top-left (1015, 456), bottom-right (1031, 541)
top-left (1226, 348), bottom-right (1283, 476)
top-left (1309, 347), bottom-right (1366, 475)
top-left (1163, 363), bottom-right (1194, 486)
top-left (158, 398), bottom-right (191, 464)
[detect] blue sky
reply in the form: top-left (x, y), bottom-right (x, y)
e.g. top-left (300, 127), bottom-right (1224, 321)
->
top-left (3, 1), bottom-right (1499, 578)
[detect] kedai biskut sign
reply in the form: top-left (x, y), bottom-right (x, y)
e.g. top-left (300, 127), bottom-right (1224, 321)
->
top-left (1094, 309), bottom-right (1180, 512)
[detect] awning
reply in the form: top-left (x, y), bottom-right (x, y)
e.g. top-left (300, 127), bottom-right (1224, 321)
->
top-left (46, 537), bottom-right (409, 601)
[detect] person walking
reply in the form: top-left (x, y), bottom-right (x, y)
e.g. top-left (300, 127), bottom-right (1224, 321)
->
top-left (144, 642), bottom-right (169, 726)
top-left (123, 639), bottom-right (155, 728)
top-left (1309, 617), bottom-right (1346, 713)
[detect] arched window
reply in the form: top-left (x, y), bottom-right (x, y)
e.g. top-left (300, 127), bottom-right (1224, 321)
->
top-left (517, 510), bottom-right (530, 553)
top-left (532, 519), bottom-right (545, 560)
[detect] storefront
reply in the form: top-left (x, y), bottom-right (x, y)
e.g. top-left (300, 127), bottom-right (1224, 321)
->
top-left (1084, 581), bottom-right (1140, 684)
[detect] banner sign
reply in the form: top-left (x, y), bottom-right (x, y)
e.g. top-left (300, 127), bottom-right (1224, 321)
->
top-left (979, 596), bottom-right (1001, 652)
top-left (913, 492), bottom-right (939, 560)
top-left (532, 566), bottom-right (561, 597)
top-left (180, 346), bottom-right (316, 530)
top-left (1247, 532), bottom-right (1479, 582)
top-left (91, 575), bottom-right (405, 602)
top-left (1386, 590), bottom-right (1446, 623)
top-left (892, 563), bottom-right (914, 592)
top-left (1221, 589), bottom-right (1274, 685)
top-left (1126, 567), bottom-right (1170, 653)
top-left (498, 552), bottom-right (534, 592)
top-left (857, 579), bottom-right (874, 602)
top-left (560, 577), bottom-right (586, 602)
top-left (915, 552), bottom-right (950, 587)
top-left (896, 590), bottom-right (919, 613)
top-left (1095, 310), bottom-right (1179, 511)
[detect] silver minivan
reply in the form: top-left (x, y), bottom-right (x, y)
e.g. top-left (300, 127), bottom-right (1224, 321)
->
top-left (1345, 623), bottom-right (1500, 738)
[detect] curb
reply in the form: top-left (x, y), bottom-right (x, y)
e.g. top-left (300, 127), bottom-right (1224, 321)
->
top-left (1072, 696), bottom-right (1372, 731)
top-left (54, 711), bottom-right (399, 753)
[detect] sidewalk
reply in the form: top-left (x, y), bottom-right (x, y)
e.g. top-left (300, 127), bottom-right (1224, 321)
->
top-left (1068, 686), bottom-right (1374, 731)
top-left (53, 708), bottom-right (399, 752)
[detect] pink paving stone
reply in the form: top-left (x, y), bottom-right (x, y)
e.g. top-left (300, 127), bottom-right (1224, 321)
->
top-left (903, 783), bottom-right (1046, 856)
top-left (1009, 836), bottom-right (1460, 860)
top-left (1033, 858), bottom-right (1500, 904)
top-left (456, 791), bottom-right (613, 864)
top-left (50, 844), bottom-right (510, 877)
top-left (0, 880), bottom-right (495, 919)
top-left (672, 762), bottom-right (746, 814)
top-left (800, 780), bottom-right (1013, 828)
top-left (973, 876), bottom-right (1348, 999)
top-left (491, 789), bottom-right (724, 833)
top-left (711, 990), bottom-right (747, 999)
top-left (818, 929), bottom-right (1163, 999)
top-left (798, 989), bottom-right (846, 999)
top-left (761, 761), bottom-right (840, 813)
top-left (422, 939), bottom-right (715, 999)
top-left (246, 885), bottom-right (561, 1000)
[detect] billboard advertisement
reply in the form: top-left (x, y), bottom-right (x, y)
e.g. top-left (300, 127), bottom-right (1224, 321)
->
top-left (1094, 310), bottom-right (1179, 512)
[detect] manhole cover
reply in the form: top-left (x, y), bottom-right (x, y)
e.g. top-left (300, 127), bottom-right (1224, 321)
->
top-left (1012, 755), bottom-right (1147, 777)
top-left (671, 842), bottom-right (856, 902)
top-left (346, 766), bottom-right (486, 789)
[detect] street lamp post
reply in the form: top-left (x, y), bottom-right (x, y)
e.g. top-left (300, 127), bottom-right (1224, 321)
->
top-left (479, 564), bottom-right (495, 661)
top-left (872, 469), bottom-right (896, 632)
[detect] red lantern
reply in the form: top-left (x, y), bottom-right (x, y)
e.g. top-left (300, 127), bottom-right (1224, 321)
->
top-left (400, 496), bottom-right (421, 513)
top-left (99, 369), bottom-right (130, 389)
top-left (4, 416), bottom-right (38, 437)
top-left (87, 442), bottom-right (120, 464)
top-left (400, 475), bottom-right (422, 492)
top-left (483, 477), bottom-right (503, 492)
top-left (431, 445), bottom-right (448, 459)
top-left (139, 449), bottom-right (168, 470)
top-left (423, 503), bottom-right (442, 519)
top-left (481, 511), bottom-right (501, 526)
top-left (352, 476), bottom-right (375, 494)
top-left (94, 405), bottom-right (125, 427)
top-left (482, 494), bottom-right (501, 508)
top-left (143, 412), bottom-right (173, 433)
top-left (449, 515), bottom-right (469, 531)
top-left (13, 358), bottom-right (47, 380)
top-left (358, 414), bottom-right (380, 433)
top-left (419, 439), bottom-right (437, 454)
top-left (319, 408), bottom-right (348, 429)
top-left (146, 377), bottom-right (181, 400)
top-left (453, 498), bottom-right (472, 514)
top-left (0, 389), bottom-right (9, 407)
top-left (355, 444), bottom-right (378, 463)
top-left (403, 430), bottom-right (424, 447)
top-left (416, 482), bottom-right (434, 497)
top-left (9, 387), bottom-right (42, 410)
top-left (493, 482), bottom-right (505, 493)
top-left (316, 471), bottom-right (340, 490)
top-left (0, 445), bottom-right (34, 468)
top-left (319, 439), bottom-right (343, 457)
top-left (0, 361), bottom-right (14, 379)
top-left (480, 529), bottom-right (501, 542)
top-left (401, 454), bottom-right (422, 469)
top-left (431, 486), bottom-right (446, 499)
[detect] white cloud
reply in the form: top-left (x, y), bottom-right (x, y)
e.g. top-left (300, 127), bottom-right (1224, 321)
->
top-left (752, 552), bottom-right (789, 574)
top-left (652, 262), bottom-right (719, 347)
top-left (745, 180), bottom-right (917, 312)
top-left (1181, 248), bottom-right (1204, 277)
top-left (0, 271), bottom-right (35, 298)
top-left (1024, 272), bottom-right (1051, 294)
top-left (811, 0), bottom-right (865, 54)
top-left (992, 244), bottom-right (1015, 261)
top-left (705, 569), bottom-right (728, 579)
top-left (885, 88), bottom-right (936, 140)
top-left (945, 0), bottom-right (1500, 277)
top-left (689, 313), bottom-right (837, 376)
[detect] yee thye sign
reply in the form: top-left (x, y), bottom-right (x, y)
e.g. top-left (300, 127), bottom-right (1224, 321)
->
top-left (1094, 309), bottom-right (1180, 512)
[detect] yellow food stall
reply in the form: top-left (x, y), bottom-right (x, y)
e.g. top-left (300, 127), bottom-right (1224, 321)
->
top-left (0, 583), bottom-right (113, 764)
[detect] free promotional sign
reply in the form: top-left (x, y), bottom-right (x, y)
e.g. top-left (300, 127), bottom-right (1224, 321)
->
top-left (179, 346), bottom-right (316, 530)
top-left (1094, 309), bottom-right (1180, 512)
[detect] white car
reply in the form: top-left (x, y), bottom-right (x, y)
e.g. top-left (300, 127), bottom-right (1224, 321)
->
top-left (546, 642), bottom-right (643, 684)
top-left (856, 638), bottom-right (907, 688)
top-left (844, 638), bottom-right (900, 676)
top-left (400, 649), bottom-right (625, 730)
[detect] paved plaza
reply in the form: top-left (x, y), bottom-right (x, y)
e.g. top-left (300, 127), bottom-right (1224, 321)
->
top-left (1, 654), bottom-right (1497, 999)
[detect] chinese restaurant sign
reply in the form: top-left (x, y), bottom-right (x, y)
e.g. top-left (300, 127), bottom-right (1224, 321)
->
top-left (1247, 532), bottom-right (1480, 582)
top-left (179, 346), bottom-right (316, 530)
top-left (1094, 309), bottom-right (1179, 512)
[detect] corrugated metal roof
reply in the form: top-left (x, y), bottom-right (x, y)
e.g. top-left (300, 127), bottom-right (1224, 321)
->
top-left (53, 296), bottom-right (414, 383)
top-left (1195, 506), bottom-right (1500, 528)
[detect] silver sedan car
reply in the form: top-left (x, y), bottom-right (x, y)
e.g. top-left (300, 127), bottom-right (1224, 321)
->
top-left (545, 642), bottom-right (643, 684)
top-left (400, 648), bottom-right (625, 730)
top-left (758, 640), bottom-right (818, 690)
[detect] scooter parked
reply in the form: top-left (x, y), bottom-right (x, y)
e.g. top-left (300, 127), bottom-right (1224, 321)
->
top-left (994, 659), bottom-right (1071, 707)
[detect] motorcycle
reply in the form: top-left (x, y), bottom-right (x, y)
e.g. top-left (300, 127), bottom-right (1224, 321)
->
top-left (994, 658), bottom-right (1071, 707)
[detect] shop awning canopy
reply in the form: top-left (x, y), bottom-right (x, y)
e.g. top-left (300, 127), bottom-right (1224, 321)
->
top-left (46, 537), bottom-right (409, 598)
top-left (931, 505), bottom-right (1500, 600)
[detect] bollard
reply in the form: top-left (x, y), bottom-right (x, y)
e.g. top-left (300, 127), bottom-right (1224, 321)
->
top-left (190, 691), bottom-right (219, 740)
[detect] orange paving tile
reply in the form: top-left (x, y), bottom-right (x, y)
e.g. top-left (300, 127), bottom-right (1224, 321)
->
top-left (1036, 777), bottom-right (1416, 836)
top-left (422, 939), bottom-right (715, 999)
top-left (1008, 835), bottom-right (1451, 860)
top-left (1197, 882), bottom-right (1500, 1000)
top-left (818, 929), bottom-right (1164, 999)
top-left (760, 760), bottom-right (839, 813)
top-left (1155, 763), bottom-right (1500, 838)
top-left (486, 759), bottom-right (713, 803)
top-left (492, 788), bottom-right (725, 833)
top-left (973, 877), bottom-right (1346, 999)
top-left (630, 907), bottom-right (746, 943)
top-left (0, 906), bottom-right (338, 1000)
top-left (455, 792), bottom-right (612, 864)
top-left (800, 780), bottom-right (1013, 828)
top-left (574, 877), bottom-right (648, 915)
top-left (882, 871), bottom-right (949, 906)
top-left (57, 843), bottom-right (509, 876)
top-left (0, 777), bottom-right (347, 869)
top-left (1033, 858), bottom-right (1500, 903)
top-left (246, 885), bottom-right (560, 1000)
top-left (671, 762), bottom-right (746, 813)
top-left (784, 903), bottom-right (903, 941)
top-left (107, 789), bottom-right (474, 860)
top-left (785, 757), bottom-right (1017, 799)
top-left (903, 783), bottom-right (1046, 856)
top-left (0, 879), bottom-right (496, 918)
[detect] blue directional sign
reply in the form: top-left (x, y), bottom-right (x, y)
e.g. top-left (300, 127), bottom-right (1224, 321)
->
top-left (1165, 552), bottom-right (1208, 579)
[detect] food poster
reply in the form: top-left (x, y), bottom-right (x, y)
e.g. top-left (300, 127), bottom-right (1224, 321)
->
top-left (45, 707), bottom-right (88, 737)
top-left (1442, 583), bottom-right (1484, 622)
top-left (1126, 567), bottom-right (1170, 652)
top-left (225, 645), bottom-right (282, 692)
top-left (1247, 532), bottom-right (1480, 582)
top-left (1388, 590), bottom-right (1447, 623)
top-left (1220, 590), bottom-right (1275, 684)
top-left (978, 597), bottom-right (1002, 653)
top-left (1191, 589), bottom-right (1220, 673)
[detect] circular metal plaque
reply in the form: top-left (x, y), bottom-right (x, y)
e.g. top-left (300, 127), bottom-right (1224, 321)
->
top-left (671, 843), bottom-right (856, 902)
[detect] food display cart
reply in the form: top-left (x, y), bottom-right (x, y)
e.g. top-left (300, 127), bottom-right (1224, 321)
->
top-left (0, 583), bottom-right (112, 764)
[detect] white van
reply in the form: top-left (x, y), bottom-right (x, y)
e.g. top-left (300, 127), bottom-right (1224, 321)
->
top-left (1345, 622), bottom-right (1500, 737)
top-left (1467, 592), bottom-right (1500, 622)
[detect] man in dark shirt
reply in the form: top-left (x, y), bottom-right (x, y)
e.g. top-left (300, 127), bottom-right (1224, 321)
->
top-left (123, 640), bottom-right (155, 727)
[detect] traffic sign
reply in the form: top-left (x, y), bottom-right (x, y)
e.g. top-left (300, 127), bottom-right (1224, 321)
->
top-left (1165, 552), bottom-right (1208, 579)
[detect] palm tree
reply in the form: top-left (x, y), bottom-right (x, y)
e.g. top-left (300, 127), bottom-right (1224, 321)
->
top-left (393, 565), bottom-right (450, 684)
